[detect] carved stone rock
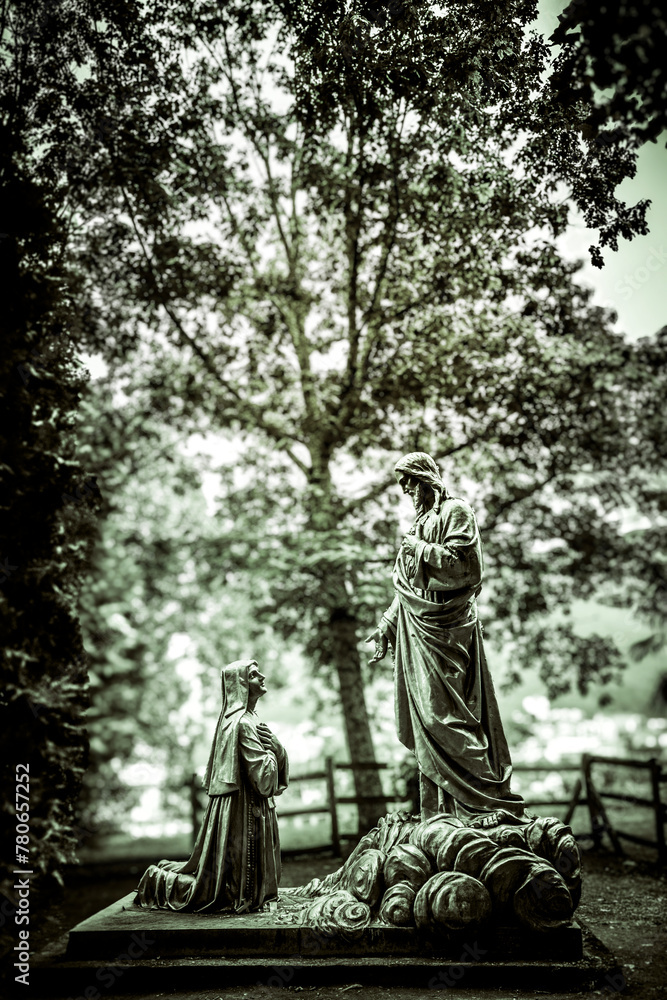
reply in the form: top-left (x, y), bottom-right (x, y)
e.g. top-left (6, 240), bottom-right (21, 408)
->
top-left (297, 889), bottom-right (372, 942)
top-left (378, 881), bottom-right (417, 926)
top-left (340, 847), bottom-right (385, 907)
top-left (383, 843), bottom-right (433, 892)
top-left (414, 870), bottom-right (492, 933)
top-left (289, 812), bottom-right (581, 937)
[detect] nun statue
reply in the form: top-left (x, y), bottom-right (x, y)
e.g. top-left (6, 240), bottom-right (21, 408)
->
top-left (135, 659), bottom-right (289, 913)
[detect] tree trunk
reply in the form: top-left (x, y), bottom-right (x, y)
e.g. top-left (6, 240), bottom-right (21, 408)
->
top-left (329, 607), bottom-right (387, 834)
top-left (307, 440), bottom-right (387, 834)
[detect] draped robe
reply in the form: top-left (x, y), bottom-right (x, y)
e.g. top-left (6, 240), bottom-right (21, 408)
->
top-left (381, 497), bottom-right (525, 819)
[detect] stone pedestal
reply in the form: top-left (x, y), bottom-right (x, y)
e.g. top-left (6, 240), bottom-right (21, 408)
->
top-left (28, 891), bottom-right (623, 995)
top-left (65, 891), bottom-right (584, 960)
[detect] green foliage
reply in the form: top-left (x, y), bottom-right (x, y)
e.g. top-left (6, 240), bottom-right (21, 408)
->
top-left (550, 0), bottom-right (667, 148)
top-left (24, 0), bottom-right (658, 731)
top-left (62, 0), bottom-right (665, 705)
top-left (0, 2), bottom-right (107, 961)
top-left (69, 383), bottom-right (303, 828)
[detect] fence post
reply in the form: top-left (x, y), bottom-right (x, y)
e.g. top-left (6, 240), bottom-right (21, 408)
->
top-left (325, 756), bottom-right (341, 857)
top-left (649, 758), bottom-right (666, 864)
top-left (563, 776), bottom-right (582, 827)
top-left (582, 755), bottom-right (602, 849)
top-left (583, 755), bottom-right (624, 856)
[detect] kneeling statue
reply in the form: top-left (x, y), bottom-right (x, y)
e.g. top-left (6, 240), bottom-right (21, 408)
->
top-left (135, 658), bottom-right (289, 914)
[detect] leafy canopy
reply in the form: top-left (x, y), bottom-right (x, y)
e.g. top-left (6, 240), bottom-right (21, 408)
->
top-left (57, 0), bottom-right (666, 703)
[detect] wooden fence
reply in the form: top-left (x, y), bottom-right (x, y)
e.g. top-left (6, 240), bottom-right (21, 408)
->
top-left (577, 754), bottom-right (667, 861)
top-left (189, 754), bottom-right (666, 862)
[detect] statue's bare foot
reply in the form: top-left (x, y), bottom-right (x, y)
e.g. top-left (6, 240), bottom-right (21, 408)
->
top-left (468, 808), bottom-right (531, 828)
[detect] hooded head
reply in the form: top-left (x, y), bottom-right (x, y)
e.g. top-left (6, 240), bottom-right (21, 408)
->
top-left (204, 658), bottom-right (257, 796)
top-left (221, 658), bottom-right (254, 717)
top-left (394, 452), bottom-right (451, 516)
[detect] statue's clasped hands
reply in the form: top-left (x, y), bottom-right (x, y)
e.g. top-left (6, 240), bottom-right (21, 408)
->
top-left (257, 721), bottom-right (280, 755)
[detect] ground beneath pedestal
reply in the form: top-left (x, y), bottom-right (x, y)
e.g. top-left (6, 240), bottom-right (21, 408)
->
top-left (573, 851), bottom-right (666, 1000)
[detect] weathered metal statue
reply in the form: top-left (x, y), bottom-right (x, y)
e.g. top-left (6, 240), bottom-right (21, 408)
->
top-left (135, 659), bottom-right (289, 913)
top-left (366, 452), bottom-right (526, 824)
top-left (285, 456), bottom-right (581, 938)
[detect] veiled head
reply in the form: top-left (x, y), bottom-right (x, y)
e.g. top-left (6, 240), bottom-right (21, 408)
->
top-left (221, 659), bottom-right (256, 717)
top-left (204, 658), bottom-right (258, 796)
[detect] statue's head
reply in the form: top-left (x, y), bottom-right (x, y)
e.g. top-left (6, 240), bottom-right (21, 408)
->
top-left (221, 658), bottom-right (267, 715)
top-left (221, 659), bottom-right (255, 715)
top-left (247, 662), bottom-right (267, 706)
top-left (394, 452), bottom-right (448, 515)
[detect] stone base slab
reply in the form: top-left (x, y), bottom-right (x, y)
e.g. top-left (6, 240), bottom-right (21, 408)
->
top-left (24, 893), bottom-right (622, 996)
top-left (64, 892), bottom-right (583, 961)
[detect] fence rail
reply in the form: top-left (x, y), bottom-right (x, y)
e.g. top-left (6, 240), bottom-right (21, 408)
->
top-left (189, 753), bottom-right (666, 862)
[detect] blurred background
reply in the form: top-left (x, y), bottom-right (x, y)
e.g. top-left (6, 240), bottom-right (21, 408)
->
top-left (76, 581), bottom-right (667, 862)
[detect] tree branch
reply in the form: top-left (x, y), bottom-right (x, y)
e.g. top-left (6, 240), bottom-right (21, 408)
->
top-left (331, 112), bottom-right (369, 435)
top-left (483, 470), bottom-right (561, 533)
top-left (207, 33), bottom-right (319, 429)
top-left (118, 187), bottom-right (310, 477)
top-left (360, 103), bottom-right (408, 337)
top-left (213, 31), bottom-right (295, 275)
top-left (216, 180), bottom-right (318, 428)
top-left (336, 102), bottom-right (410, 432)
top-left (288, 125), bottom-right (304, 254)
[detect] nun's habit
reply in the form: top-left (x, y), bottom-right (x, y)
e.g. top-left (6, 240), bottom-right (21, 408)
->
top-left (135, 659), bottom-right (288, 913)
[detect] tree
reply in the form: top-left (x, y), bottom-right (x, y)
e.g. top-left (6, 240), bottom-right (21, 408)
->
top-left (0, 0), bottom-right (105, 968)
top-left (71, 381), bottom-right (301, 833)
top-left (0, 0), bottom-right (213, 957)
top-left (549, 0), bottom-right (667, 148)
top-left (61, 0), bottom-right (665, 830)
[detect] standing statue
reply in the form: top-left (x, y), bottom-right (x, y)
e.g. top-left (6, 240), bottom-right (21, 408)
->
top-left (366, 452), bottom-right (526, 825)
top-left (135, 659), bottom-right (289, 913)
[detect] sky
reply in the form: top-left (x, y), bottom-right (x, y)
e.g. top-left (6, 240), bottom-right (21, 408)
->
top-left (534, 0), bottom-right (666, 343)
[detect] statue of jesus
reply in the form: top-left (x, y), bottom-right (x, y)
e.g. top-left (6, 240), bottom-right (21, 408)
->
top-left (366, 452), bottom-right (528, 826)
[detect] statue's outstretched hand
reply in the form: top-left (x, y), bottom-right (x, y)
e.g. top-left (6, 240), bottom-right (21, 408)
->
top-left (366, 627), bottom-right (388, 665)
